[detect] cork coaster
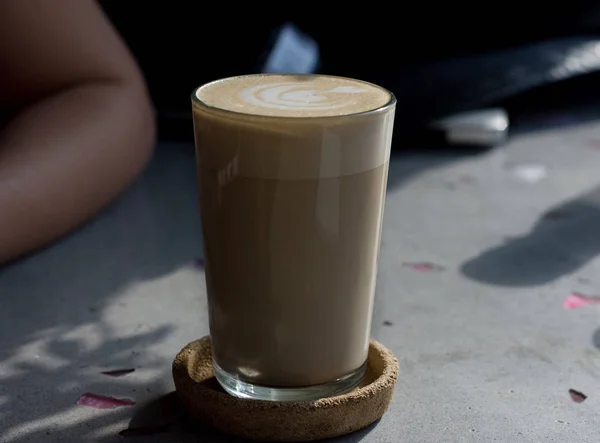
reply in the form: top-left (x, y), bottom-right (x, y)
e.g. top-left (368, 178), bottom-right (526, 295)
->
top-left (172, 336), bottom-right (399, 442)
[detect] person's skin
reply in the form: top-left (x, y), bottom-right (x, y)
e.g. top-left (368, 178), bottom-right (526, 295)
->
top-left (0, 0), bottom-right (156, 264)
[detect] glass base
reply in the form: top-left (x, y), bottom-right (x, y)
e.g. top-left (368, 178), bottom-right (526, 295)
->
top-left (213, 360), bottom-right (366, 402)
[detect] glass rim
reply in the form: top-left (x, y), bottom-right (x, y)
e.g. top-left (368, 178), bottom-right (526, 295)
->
top-left (190, 73), bottom-right (396, 121)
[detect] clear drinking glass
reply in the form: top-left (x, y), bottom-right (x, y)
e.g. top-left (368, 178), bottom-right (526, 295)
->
top-left (191, 74), bottom-right (395, 401)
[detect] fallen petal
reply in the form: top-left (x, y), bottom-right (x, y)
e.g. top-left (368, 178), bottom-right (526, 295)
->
top-left (569, 389), bottom-right (587, 403)
top-left (77, 393), bottom-right (135, 409)
top-left (118, 424), bottom-right (172, 437)
top-left (403, 262), bottom-right (445, 272)
top-left (563, 292), bottom-right (600, 309)
top-left (101, 368), bottom-right (135, 377)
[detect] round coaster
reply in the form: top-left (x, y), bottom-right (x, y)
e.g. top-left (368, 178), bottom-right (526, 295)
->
top-left (172, 336), bottom-right (399, 442)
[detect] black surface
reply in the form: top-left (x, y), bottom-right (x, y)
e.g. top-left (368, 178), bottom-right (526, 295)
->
top-left (99, 3), bottom-right (600, 139)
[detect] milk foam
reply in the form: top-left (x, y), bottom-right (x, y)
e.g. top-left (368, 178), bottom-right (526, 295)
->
top-left (240, 83), bottom-right (366, 111)
top-left (195, 74), bottom-right (392, 118)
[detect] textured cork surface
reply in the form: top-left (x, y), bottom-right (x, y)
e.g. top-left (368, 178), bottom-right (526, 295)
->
top-left (172, 336), bottom-right (399, 442)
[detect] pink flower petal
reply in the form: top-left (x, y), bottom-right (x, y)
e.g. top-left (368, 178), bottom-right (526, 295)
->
top-left (100, 368), bottom-right (135, 377)
top-left (77, 393), bottom-right (135, 409)
top-left (562, 292), bottom-right (600, 309)
top-left (118, 424), bottom-right (171, 437)
top-left (403, 262), bottom-right (445, 272)
top-left (569, 389), bottom-right (587, 403)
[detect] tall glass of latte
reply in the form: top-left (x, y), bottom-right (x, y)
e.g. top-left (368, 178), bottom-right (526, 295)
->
top-left (191, 74), bottom-right (396, 401)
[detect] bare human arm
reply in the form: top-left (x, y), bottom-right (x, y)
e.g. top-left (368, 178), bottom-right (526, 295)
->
top-left (0, 0), bottom-right (156, 264)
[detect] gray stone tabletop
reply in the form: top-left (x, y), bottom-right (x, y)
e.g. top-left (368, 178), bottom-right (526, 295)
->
top-left (2, 111), bottom-right (600, 442)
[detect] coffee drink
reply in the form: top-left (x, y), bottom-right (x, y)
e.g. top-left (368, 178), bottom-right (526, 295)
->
top-left (192, 74), bottom-right (395, 400)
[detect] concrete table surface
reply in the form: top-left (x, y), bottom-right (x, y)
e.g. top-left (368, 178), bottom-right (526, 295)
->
top-left (2, 113), bottom-right (600, 442)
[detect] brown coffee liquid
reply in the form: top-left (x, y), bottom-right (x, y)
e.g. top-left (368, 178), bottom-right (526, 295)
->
top-left (193, 75), bottom-right (394, 387)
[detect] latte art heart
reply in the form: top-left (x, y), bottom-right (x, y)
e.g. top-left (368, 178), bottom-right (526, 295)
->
top-left (240, 83), bottom-right (366, 111)
top-left (194, 74), bottom-right (391, 117)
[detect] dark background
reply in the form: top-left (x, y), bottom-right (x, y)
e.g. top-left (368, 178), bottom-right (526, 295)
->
top-left (99, 2), bottom-right (600, 142)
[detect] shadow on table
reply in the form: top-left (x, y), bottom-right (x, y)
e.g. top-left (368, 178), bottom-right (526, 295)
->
top-left (0, 143), bottom-right (204, 442)
top-left (124, 392), bottom-right (380, 442)
top-left (459, 103), bottom-right (600, 287)
top-left (461, 185), bottom-right (600, 287)
top-left (592, 329), bottom-right (600, 350)
top-left (0, 138), bottom-right (486, 442)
